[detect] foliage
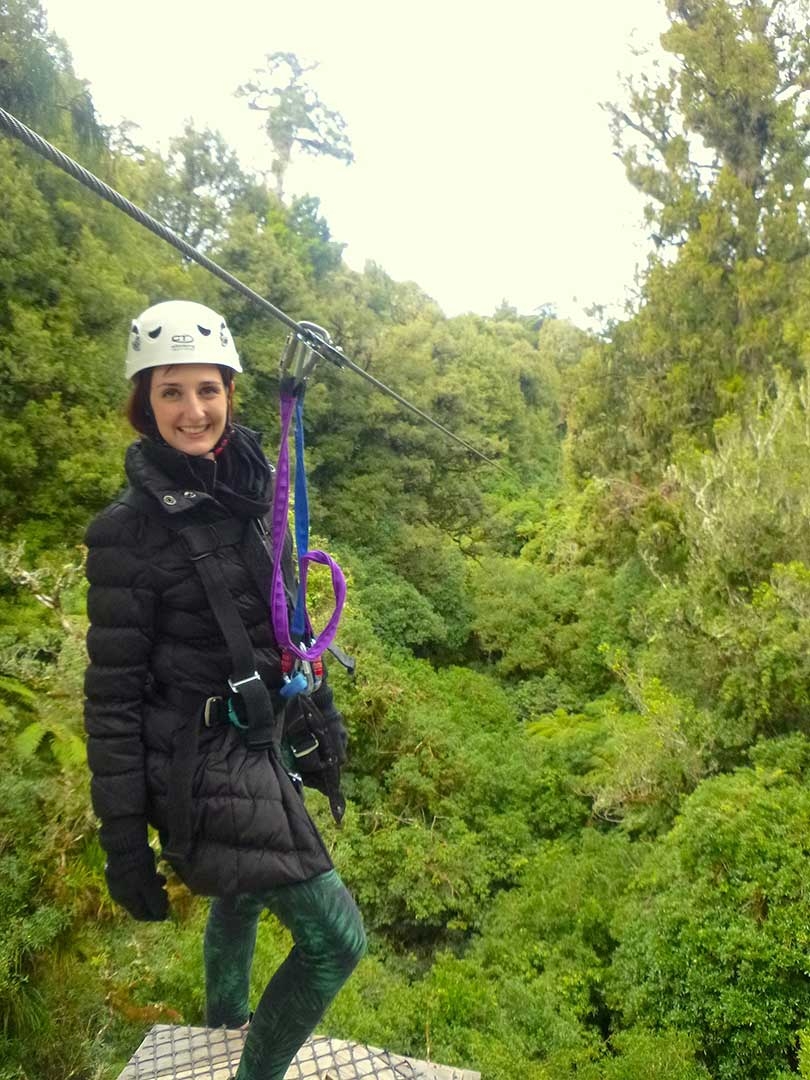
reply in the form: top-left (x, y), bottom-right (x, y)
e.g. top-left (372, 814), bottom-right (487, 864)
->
top-left (327, 617), bottom-right (590, 946)
top-left (570, 0), bottom-right (810, 479)
top-left (139, 123), bottom-right (262, 250)
top-left (609, 752), bottom-right (810, 1078)
top-left (8, 0), bottom-right (810, 1076)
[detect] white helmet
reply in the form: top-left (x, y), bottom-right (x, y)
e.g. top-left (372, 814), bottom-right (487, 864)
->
top-left (125, 300), bottom-right (242, 379)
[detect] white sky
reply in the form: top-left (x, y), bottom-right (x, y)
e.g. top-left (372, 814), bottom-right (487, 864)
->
top-left (42, 0), bottom-right (670, 325)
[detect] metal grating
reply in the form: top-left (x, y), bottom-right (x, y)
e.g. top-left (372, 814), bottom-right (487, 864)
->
top-left (117, 1025), bottom-right (480, 1080)
top-left (117, 1025), bottom-right (242, 1079)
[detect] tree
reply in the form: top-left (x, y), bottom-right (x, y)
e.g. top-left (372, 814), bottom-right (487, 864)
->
top-left (609, 745), bottom-right (810, 1079)
top-left (236, 51), bottom-right (354, 201)
top-left (608, 0), bottom-right (810, 254)
top-left (568, 0), bottom-right (810, 482)
top-left (287, 194), bottom-right (345, 278)
top-left (0, 0), bottom-right (99, 144)
top-left (141, 123), bottom-right (258, 250)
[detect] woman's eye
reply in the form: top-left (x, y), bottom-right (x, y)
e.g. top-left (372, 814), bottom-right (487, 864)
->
top-left (161, 388), bottom-right (180, 399)
top-left (201, 385), bottom-right (221, 396)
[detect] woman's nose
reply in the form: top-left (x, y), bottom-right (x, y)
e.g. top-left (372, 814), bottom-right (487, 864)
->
top-left (185, 393), bottom-right (206, 417)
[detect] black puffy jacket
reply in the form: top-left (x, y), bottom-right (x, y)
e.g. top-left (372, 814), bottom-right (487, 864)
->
top-left (84, 426), bottom-right (337, 896)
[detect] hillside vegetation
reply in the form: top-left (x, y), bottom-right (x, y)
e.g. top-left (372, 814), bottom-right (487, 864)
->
top-left (4, 1), bottom-right (810, 1077)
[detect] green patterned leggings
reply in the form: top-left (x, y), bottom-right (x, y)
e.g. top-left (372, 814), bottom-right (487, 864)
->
top-left (204, 869), bottom-right (366, 1080)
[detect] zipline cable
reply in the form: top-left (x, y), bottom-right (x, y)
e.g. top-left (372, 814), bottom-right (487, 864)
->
top-left (0, 106), bottom-right (511, 475)
top-left (0, 108), bottom-right (300, 336)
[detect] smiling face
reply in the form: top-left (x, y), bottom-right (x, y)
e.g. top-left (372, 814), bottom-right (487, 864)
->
top-left (149, 364), bottom-right (230, 456)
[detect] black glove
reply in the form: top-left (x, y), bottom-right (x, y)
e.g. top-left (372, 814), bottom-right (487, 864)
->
top-left (105, 846), bottom-right (169, 922)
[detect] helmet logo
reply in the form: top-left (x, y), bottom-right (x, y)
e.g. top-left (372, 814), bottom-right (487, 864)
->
top-left (172, 334), bottom-right (194, 344)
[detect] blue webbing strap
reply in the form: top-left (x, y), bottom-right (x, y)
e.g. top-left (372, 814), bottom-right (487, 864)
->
top-left (292, 391), bottom-right (310, 642)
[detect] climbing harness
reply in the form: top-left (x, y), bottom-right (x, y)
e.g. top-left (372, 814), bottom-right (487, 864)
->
top-left (118, 487), bottom-right (347, 828)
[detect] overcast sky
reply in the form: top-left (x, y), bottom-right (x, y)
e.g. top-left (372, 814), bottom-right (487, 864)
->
top-left (41, 0), bottom-right (670, 325)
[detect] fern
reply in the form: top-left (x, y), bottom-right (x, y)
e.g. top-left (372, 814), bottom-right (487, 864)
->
top-left (13, 721), bottom-right (47, 761)
top-left (0, 677), bottom-right (36, 712)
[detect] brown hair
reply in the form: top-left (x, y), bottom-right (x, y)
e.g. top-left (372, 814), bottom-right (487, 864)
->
top-left (126, 365), bottom-right (235, 435)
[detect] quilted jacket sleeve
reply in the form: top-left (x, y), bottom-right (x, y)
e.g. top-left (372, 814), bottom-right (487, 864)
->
top-left (84, 502), bottom-right (158, 855)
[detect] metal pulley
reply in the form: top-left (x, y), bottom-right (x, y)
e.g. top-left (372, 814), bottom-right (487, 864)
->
top-left (280, 321), bottom-right (332, 391)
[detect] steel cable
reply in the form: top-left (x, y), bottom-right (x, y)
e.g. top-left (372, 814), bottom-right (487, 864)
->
top-left (0, 106), bottom-right (510, 474)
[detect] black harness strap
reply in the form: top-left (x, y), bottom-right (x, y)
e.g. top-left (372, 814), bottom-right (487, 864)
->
top-left (120, 489), bottom-right (280, 864)
top-left (120, 487), bottom-right (276, 748)
top-left (178, 521), bottom-right (277, 753)
top-left (327, 641), bottom-right (356, 677)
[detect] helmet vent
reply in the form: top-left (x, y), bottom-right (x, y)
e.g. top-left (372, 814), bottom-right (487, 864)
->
top-left (148, 326), bottom-right (162, 339)
top-left (197, 324), bottom-right (212, 336)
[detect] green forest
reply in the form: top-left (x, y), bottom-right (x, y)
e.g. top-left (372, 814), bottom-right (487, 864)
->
top-left (5, 0), bottom-right (810, 1076)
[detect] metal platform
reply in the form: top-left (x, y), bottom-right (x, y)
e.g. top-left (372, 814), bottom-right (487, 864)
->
top-left (117, 1024), bottom-right (480, 1080)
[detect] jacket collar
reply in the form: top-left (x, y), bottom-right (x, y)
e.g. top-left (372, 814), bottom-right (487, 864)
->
top-left (125, 426), bottom-right (273, 520)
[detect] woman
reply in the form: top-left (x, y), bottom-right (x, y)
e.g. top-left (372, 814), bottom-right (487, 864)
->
top-left (84, 299), bottom-right (366, 1080)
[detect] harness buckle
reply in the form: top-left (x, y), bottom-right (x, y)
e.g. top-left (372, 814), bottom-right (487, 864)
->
top-left (291, 733), bottom-right (320, 758)
top-left (228, 671), bottom-right (262, 694)
top-left (203, 696), bottom-right (222, 727)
